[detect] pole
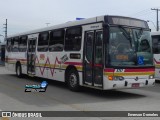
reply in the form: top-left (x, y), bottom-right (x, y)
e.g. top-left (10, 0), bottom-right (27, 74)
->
top-left (3, 19), bottom-right (7, 41)
top-left (46, 23), bottom-right (50, 27)
top-left (151, 8), bottom-right (160, 31)
top-left (6, 19), bottom-right (7, 39)
top-left (157, 9), bottom-right (159, 31)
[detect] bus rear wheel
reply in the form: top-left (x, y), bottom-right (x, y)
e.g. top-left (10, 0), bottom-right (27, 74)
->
top-left (16, 64), bottom-right (23, 78)
top-left (67, 69), bottom-right (80, 91)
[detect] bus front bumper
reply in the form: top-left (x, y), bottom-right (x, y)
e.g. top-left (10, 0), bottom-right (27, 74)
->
top-left (103, 78), bottom-right (155, 90)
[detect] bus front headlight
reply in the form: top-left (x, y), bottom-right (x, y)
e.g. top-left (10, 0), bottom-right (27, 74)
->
top-left (149, 75), bottom-right (154, 79)
top-left (114, 76), bottom-right (124, 81)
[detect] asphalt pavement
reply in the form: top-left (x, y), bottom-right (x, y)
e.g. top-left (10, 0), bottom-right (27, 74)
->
top-left (0, 66), bottom-right (160, 120)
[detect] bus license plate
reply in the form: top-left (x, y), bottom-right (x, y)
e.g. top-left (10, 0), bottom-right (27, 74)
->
top-left (132, 83), bottom-right (140, 88)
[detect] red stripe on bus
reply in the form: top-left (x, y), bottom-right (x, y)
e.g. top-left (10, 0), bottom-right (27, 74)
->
top-left (125, 68), bottom-right (155, 72)
top-left (64, 62), bottom-right (82, 65)
top-left (104, 68), bottom-right (114, 72)
top-left (104, 68), bottom-right (154, 73)
top-left (20, 59), bottom-right (27, 61)
top-left (5, 58), bottom-right (27, 61)
top-left (94, 64), bottom-right (103, 67)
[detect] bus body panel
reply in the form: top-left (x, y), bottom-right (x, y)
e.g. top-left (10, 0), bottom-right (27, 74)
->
top-left (151, 32), bottom-right (160, 81)
top-left (35, 52), bottom-right (49, 79)
top-left (103, 77), bottom-right (155, 90)
top-left (154, 54), bottom-right (160, 80)
top-left (47, 52), bottom-right (83, 82)
top-left (103, 68), bottom-right (155, 90)
top-left (5, 15), bottom-right (155, 91)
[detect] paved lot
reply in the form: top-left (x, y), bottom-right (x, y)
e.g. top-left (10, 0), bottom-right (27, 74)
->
top-left (0, 66), bottom-right (160, 120)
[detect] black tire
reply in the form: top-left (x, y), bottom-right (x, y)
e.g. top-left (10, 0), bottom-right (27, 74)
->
top-left (66, 69), bottom-right (80, 91)
top-left (16, 64), bottom-right (23, 78)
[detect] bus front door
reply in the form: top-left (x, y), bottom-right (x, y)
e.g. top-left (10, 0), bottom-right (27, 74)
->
top-left (83, 31), bottom-right (103, 88)
top-left (27, 38), bottom-right (37, 76)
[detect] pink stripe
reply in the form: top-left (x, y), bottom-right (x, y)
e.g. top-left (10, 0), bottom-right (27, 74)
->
top-left (125, 68), bottom-right (154, 72)
top-left (64, 62), bottom-right (82, 65)
top-left (6, 58), bottom-right (27, 61)
top-left (104, 68), bottom-right (114, 72)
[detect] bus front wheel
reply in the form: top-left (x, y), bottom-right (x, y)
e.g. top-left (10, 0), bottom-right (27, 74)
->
top-left (67, 69), bottom-right (80, 91)
top-left (16, 64), bottom-right (23, 78)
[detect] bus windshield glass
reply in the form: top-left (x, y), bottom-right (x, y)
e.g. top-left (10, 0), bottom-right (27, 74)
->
top-left (108, 26), bottom-right (153, 67)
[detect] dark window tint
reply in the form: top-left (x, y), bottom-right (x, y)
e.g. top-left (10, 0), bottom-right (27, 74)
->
top-left (152, 35), bottom-right (160, 54)
top-left (12, 37), bottom-right (19, 52)
top-left (28, 39), bottom-right (36, 52)
top-left (49, 30), bottom-right (64, 51)
top-left (95, 31), bottom-right (103, 64)
top-left (86, 32), bottom-right (94, 62)
top-left (65, 27), bottom-right (82, 51)
top-left (6, 38), bottom-right (12, 52)
top-left (19, 36), bottom-right (27, 52)
top-left (38, 32), bottom-right (49, 52)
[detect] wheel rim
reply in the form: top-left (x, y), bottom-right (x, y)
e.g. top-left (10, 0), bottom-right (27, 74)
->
top-left (69, 73), bottom-right (77, 87)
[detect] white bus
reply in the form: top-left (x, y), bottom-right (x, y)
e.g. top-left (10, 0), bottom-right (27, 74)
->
top-left (5, 15), bottom-right (155, 91)
top-left (151, 31), bottom-right (160, 80)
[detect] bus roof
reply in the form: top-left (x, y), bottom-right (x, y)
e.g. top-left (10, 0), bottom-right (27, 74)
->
top-left (151, 31), bottom-right (160, 36)
top-left (8, 15), bottom-right (148, 38)
top-left (8, 15), bottom-right (104, 38)
top-left (0, 41), bottom-right (6, 46)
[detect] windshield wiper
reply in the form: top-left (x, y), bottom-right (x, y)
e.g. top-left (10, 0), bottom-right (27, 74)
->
top-left (136, 28), bottom-right (143, 39)
top-left (118, 26), bottom-right (131, 39)
top-left (118, 25), bottom-right (132, 47)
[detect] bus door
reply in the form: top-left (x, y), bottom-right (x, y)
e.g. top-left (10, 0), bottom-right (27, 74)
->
top-left (83, 30), bottom-right (103, 87)
top-left (27, 38), bottom-right (37, 75)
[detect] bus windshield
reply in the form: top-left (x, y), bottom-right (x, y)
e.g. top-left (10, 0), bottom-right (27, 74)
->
top-left (108, 26), bottom-right (153, 67)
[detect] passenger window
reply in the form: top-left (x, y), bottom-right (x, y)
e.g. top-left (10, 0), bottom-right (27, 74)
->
top-left (12, 37), bottom-right (19, 52)
top-left (49, 30), bottom-right (64, 51)
top-left (65, 27), bottom-right (82, 51)
top-left (19, 36), bottom-right (27, 52)
top-left (6, 38), bottom-right (12, 52)
top-left (86, 32), bottom-right (94, 62)
top-left (95, 31), bottom-right (103, 64)
top-left (152, 35), bottom-right (160, 54)
top-left (38, 32), bottom-right (49, 52)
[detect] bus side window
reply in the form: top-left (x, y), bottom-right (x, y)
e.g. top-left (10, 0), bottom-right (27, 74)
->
top-left (65, 27), bottom-right (82, 51)
top-left (49, 29), bottom-right (64, 52)
top-left (19, 36), bottom-right (27, 52)
top-left (152, 36), bottom-right (160, 54)
top-left (95, 31), bottom-right (103, 64)
top-left (38, 32), bottom-right (49, 52)
top-left (86, 33), bottom-right (93, 62)
top-left (6, 38), bottom-right (12, 52)
top-left (12, 37), bottom-right (19, 52)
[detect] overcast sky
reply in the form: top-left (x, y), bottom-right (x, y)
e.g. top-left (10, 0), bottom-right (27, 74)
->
top-left (0, 0), bottom-right (160, 39)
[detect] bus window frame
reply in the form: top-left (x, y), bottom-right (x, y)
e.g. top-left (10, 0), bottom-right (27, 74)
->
top-left (12, 37), bottom-right (19, 52)
top-left (19, 36), bottom-right (28, 52)
top-left (64, 26), bottom-right (82, 51)
top-left (49, 29), bottom-right (65, 52)
top-left (37, 31), bottom-right (49, 52)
